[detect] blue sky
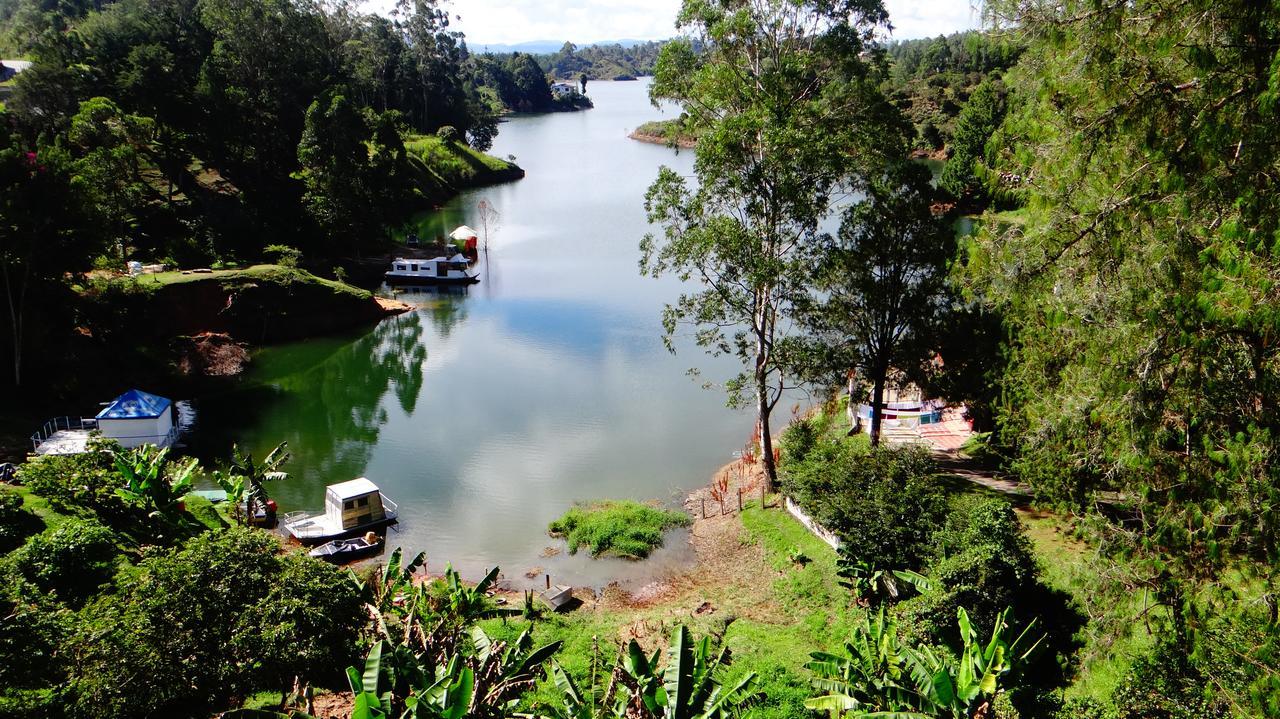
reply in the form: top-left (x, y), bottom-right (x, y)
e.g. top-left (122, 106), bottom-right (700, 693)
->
top-left (363, 0), bottom-right (984, 46)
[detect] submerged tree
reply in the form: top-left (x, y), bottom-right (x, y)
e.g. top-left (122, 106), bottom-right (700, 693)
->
top-left (642, 0), bottom-right (906, 490)
top-left (800, 161), bottom-right (952, 445)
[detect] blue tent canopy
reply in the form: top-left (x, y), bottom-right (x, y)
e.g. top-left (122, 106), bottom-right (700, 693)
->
top-left (96, 389), bottom-right (172, 420)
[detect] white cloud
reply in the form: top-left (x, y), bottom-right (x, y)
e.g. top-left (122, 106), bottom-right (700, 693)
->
top-left (361, 0), bottom-right (983, 46)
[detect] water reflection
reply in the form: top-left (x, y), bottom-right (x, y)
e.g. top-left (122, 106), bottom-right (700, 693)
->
top-left (197, 82), bottom-right (753, 588)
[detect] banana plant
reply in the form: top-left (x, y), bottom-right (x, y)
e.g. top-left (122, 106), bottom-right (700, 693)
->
top-left (805, 607), bottom-right (1040, 718)
top-left (430, 564), bottom-right (518, 624)
top-left (348, 641), bottom-right (395, 719)
top-left (114, 444), bottom-right (198, 519)
top-left (618, 625), bottom-right (759, 719)
top-left (901, 608), bottom-right (1041, 718)
top-left (805, 607), bottom-right (918, 716)
top-left (469, 626), bottom-right (563, 717)
top-left (836, 552), bottom-right (934, 604)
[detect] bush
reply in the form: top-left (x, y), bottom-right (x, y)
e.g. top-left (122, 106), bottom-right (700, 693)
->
top-left (18, 443), bottom-right (127, 522)
top-left (435, 125), bottom-right (458, 141)
top-left (0, 491), bottom-right (41, 552)
top-left (897, 498), bottom-right (1038, 639)
top-left (1110, 642), bottom-right (1230, 719)
top-left (67, 527), bottom-right (362, 719)
top-left (0, 578), bottom-right (74, 713)
top-left (7, 519), bottom-right (120, 605)
top-left (548, 500), bottom-right (690, 559)
top-left (263, 243), bottom-right (302, 268)
top-left (782, 442), bottom-right (946, 571)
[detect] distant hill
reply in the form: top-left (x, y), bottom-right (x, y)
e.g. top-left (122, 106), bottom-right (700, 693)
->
top-left (478, 40), bottom-right (667, 81)
top-left (471, 39), bottom-right (657, 54)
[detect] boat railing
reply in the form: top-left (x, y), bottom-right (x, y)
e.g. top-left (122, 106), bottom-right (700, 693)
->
top-left (30, 416), bottom-right (98, 452)
top-left (380, 493), bottom-right (399, 519)
top-left (281, 510), bottom-right (330, 539)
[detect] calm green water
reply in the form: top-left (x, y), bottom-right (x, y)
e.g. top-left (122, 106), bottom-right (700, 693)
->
top-left (192, 81), bottom-right (752, 588)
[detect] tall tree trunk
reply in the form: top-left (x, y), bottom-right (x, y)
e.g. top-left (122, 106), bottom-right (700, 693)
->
top-left (846, 369), bottom-right (857, 431)
top-left (870, 373), bottom-right (886, 447)
top-left (756, 373), bottom-right (777, 493)
top-left (1, 260), bottom-right (26, 387)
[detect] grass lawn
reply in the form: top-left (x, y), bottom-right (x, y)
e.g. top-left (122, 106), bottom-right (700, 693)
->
top-left (484, 498), bottom-right (851, 719)
top-left (405, 135), bottom-right (517, 185)
top-left (99, 264), bottom-right (372, 300)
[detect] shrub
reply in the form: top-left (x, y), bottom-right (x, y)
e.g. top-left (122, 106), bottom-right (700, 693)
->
top-left (782, 442), bottom-right (946, 571)
top-left (435, 125), bottom-right (458, 141)
top-left (898, 498), bottom-right (1039, 639)
top-left (263, 243), bottom-right (302, 268)
top-left (1110, 642), bottom-right (1231, 719)
top-left (0, 577), bottom-right (74, 713)
top-left (0, 491), bottom-right (41, 552)
top-left (548, 500), bottom-right (690, 559)
top-left (67, 527), bottom-right (362, 718)
top-left (7, 519), bottom-right (120, 605)
top-left (18, 442), bottom-right (127, 521)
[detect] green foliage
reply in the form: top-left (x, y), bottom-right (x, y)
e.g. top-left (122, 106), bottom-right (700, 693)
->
top-left (0, 490), bottom-right (40, 552)
top-left (642, 0), bottom-right (908, 489)
top-left (782, 442), bottom-right (945, 571)
top-left (938, 77), bottom-right (1007, 204)
top-left (968, 2), bottom-right (1280, 709)
top-left (264, 244), bottom-right (303, 269)
top-left (531, 40), bottom-right (665, 81)
top-left (806, 606), bottom-right (1038, 718)
top-left (882, 31), bottom-right (1022, 150)
top-left (6, 518), bottom-right (119, 606)
top-left (548, 501), bottom-right (690, 559)
top-left (18, 441), bottom-right (128, 523)
top-left (67, 527), bottom-right (363, 719)
top-left (798, 160), bottom-right (954, 445)
top-left (113, 444), bottom-right (198, 521)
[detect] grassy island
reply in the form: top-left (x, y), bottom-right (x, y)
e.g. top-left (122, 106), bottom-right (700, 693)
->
top-left (548, 500), bottom-right (691, 559)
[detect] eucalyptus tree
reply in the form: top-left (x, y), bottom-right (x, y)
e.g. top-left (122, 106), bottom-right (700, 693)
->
top-left (641, 0), bottom-right (906, 489)
top-left (799, 160), bottom-right (952, 445)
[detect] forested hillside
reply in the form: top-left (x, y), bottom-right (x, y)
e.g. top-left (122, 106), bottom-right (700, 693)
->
top-left (880, 31), bottom-right (1022, 154)
top-left (532, 40), bottom-right (664, 80)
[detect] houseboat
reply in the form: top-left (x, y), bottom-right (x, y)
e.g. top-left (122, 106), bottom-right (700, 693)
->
top-left (385, 254), bottom-right (479, 285)
top-left (281, 478), bottom-right (399, 545)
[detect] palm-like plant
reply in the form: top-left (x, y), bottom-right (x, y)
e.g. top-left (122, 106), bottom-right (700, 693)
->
top-left (806, 607), bottom-right (1040, 718)
top-left (114, 444), bottom-right (198, 519)
top-left (213, 442), bottom-right (290, 524)
top-left (618, 625), bottom-right (759, 719)
top-left (836, 551), bottom-right (933, 605)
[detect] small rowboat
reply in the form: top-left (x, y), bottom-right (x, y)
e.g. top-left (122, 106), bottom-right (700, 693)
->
top-left (308, 533), bottom-right (384, 564)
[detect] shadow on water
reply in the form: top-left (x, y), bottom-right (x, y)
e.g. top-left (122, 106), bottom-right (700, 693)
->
top-left (190, 312), bottom-right (430, 507)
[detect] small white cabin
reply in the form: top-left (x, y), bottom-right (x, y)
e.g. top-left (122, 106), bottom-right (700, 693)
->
top-left (96, 389), bottom-right (177, 449)
top-left (324, 477), bottom-right (388, 530)
top-left (550, 82), bottom-right (575, 98)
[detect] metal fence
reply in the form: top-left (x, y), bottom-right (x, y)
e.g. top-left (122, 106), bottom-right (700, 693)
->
top-left (30, 416), bottom-right (97, 452)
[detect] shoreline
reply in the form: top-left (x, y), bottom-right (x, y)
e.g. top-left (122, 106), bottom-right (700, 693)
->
top-left (628, 130), bottom-right (697, 149)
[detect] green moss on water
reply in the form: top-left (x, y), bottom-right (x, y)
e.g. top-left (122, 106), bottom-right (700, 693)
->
top-left (547, 500), bottom-right (690, 559)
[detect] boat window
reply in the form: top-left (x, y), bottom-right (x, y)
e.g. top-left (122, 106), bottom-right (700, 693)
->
top-left (356, 497), bottom-right (368, 508)
top-left (396, 264), bottom-right (406, 271)
top-left (437, 263), bottom-right (447, 277)
top-left (344, 500), bottom-right (354, 510)
top-left (356, 513), bottom-right (371, 526)
top-left (411, 264), bottom-right (419, 272)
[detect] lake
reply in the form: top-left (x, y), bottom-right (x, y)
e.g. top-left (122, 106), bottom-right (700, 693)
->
top-left (190, 80), bottom-right (757, 588)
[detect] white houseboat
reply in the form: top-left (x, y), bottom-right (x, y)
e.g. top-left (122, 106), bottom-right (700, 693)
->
top-left (385, 254), bottom-right (478, 285)
top-left (281, 478), bottom-right (399, 545)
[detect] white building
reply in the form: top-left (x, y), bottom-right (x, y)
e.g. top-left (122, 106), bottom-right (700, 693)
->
top-left (550, 82), bottom-right (576, 98)
top-left (95, 389), bottom-right (178, 449)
